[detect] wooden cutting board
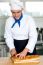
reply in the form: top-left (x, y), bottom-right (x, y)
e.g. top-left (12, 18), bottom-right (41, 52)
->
top-left (10, 55), bottom-right (40, 64)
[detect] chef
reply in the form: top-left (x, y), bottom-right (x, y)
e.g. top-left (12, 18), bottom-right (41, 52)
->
top-left (4, 0), bottom-right (37, 59)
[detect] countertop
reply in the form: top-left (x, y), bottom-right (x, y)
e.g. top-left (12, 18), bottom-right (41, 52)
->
top-left (0, 56), bottom-right (43, 65)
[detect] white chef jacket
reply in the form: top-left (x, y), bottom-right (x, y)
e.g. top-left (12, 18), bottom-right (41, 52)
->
top-left (4, 13), bottom-right (37, 53)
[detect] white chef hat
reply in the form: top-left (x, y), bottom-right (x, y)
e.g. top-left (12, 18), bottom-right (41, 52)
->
top-left (9, 0), bottom-right (24, 10)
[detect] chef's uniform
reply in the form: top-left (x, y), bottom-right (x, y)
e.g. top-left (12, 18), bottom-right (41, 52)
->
top-left (4, 0), bottom-right (37, 55)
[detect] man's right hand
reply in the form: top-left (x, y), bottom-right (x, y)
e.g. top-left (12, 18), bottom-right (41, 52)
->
top-left (10, 48), bottom-right (17, 57)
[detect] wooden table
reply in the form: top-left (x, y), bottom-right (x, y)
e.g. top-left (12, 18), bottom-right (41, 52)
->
top-left (0, 56), bottom-right (43, 65)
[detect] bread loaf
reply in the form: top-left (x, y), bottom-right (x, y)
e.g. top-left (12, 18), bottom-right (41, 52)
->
top-left (10, 55), bottom-right (40, 64)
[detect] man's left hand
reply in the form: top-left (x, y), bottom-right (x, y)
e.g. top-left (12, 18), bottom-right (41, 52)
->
top-left (16, 48), bottom-right (29, 59)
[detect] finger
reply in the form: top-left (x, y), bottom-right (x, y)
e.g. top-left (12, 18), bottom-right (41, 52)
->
top-left (11, 54), bottom-right (15, 57)
top-left (19, 55), bottom-right (24, 59)
top-left (23, 56), bottom-right (25, 59)
top-left (19, 55), bottom-right (22, 59)
top-left (16, 54), bottom-right (20, 57)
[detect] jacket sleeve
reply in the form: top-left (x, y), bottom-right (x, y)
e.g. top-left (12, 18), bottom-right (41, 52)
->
top-left (25, 17), bottom-right (38, 53)
top-left (4, 19), bottom-right (15, 50)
